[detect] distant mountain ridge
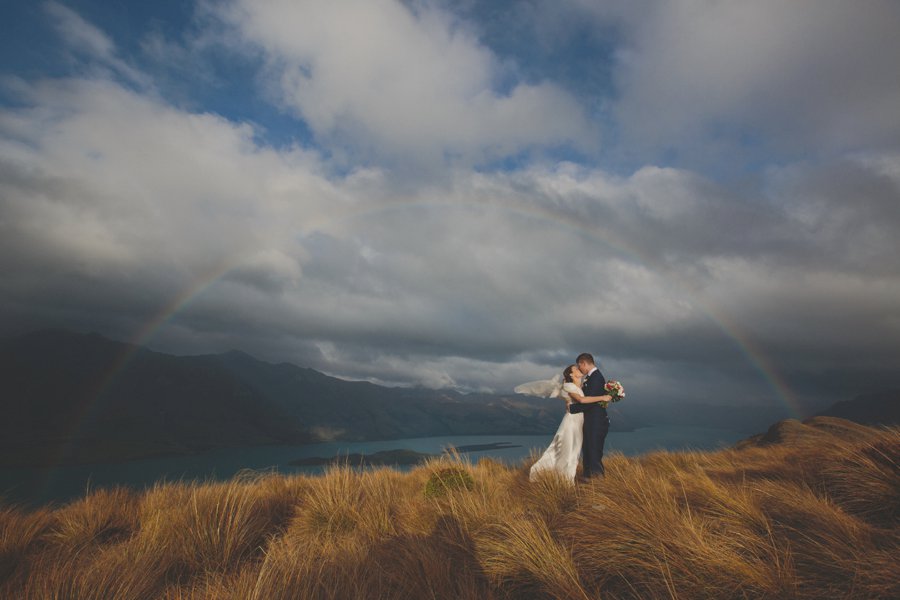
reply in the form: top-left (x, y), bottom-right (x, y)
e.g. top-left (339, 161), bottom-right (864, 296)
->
top-left (0, 330), bottom-right (564, 466)
top-left (815, 390), bottom-right (900, 426)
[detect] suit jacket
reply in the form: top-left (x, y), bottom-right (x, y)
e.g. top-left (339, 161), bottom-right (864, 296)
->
top-left (568, 368), bottom-right (607, 415)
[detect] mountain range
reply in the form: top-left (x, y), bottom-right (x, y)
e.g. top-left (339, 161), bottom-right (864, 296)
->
top-left (0, 330), bottom-right (568, 466)
top-left (3, 330), bottom-right (895, 468)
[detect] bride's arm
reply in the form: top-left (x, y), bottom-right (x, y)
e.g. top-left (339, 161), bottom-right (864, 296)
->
top-left (560, 383), bottom-right (581, 405)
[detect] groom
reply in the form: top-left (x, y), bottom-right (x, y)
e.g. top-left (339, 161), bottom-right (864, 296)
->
top-left (567, 353), bottom-right (612, 480)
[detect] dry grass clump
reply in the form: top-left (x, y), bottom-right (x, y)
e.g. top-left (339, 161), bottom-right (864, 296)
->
top-left (562, 465), bottom-right (786, 599)
top-left (820, 429), bottom-right (900, 527)
top-left (44, 485), bottom-right (140, 552)
top-left (0, 504), bottom-right (54, 592)
top-left (134, 471), bottom-right (301, 576)
top-left (475, 514), bottom-right (592, 599)
top-left (2, 420), bottom-right (897, 599)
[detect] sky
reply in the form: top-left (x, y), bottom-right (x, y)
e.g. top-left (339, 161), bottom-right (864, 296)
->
top-left (1, 0), bottom-right (899, 417)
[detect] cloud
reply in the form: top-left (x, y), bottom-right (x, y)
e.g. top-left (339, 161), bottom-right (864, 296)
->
top-left (43, 1), bottom-right (151, 88)
top-left (44, 1), bottom-right (114, 58)
top-left (562, 0), bottom-right (900, 166)
top-left (0, 76), bottom-right (328, 326)
top-left (212, 0), bottom-right (596, 168)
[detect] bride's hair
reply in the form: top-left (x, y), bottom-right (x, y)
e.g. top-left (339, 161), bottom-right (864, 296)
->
top-left (563, 365), bottom-right (576, 383)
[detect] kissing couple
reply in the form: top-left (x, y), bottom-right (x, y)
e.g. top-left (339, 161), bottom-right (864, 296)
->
top-left (515, 353), bottom-right (617, 484)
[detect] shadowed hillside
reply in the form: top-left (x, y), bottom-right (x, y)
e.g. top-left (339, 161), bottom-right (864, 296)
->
top-left (0, 330), bottom-right (310, 467)
top-left (1, 417), bottom-right (897, 599)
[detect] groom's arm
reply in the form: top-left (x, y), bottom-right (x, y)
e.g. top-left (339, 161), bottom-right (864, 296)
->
top-left (571, 373), bottom-right (612, 404)
top-left (569, 392), bottom-right (612, 404)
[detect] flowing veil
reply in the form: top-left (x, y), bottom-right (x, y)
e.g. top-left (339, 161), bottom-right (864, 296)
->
top-left (514, 373), bottom-right (563, 398)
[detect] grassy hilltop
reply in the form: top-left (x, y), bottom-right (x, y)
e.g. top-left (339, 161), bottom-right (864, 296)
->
top-left (1, 417), bottom-right (897, 599)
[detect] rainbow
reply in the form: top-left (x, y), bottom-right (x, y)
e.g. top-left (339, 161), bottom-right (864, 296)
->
top-left (45, 194), bottom-right (801, 483)
top-left (91, 259), bottom-right (238, 394)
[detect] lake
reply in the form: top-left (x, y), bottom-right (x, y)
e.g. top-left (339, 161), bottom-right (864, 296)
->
top-left (0, 425), bottom-right (748, 507)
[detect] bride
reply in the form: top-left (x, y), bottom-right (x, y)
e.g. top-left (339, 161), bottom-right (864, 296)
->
top-left (515, 364), bottom-right (583, 483)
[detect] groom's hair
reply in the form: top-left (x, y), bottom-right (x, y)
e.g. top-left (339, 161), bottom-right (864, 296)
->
top-left (576, 353), bottom-right (595, 365)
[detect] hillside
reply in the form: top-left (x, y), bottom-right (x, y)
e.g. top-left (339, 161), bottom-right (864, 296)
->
top-left (0, 330), bottom-right (564, 466)
top-left (734, 414), bottom-right (880, 448)
top-left (0, 331), bottom-right (309, 467)
top-left (0, 417), bottom-right (896, 599)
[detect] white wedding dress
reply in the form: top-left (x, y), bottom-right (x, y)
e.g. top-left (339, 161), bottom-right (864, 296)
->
top-left (514, 377), bottom-right (583, 484)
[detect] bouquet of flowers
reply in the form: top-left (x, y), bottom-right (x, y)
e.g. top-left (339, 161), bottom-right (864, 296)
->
top-left (601, 380), bottom-right (625, 407)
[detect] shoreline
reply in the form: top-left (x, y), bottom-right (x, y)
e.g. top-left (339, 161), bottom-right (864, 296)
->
top-left (289, 442), bottom-right (524, 467)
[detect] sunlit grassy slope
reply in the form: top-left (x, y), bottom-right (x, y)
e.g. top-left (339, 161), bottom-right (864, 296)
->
top-left (2, 416), bottom-right (897, 599)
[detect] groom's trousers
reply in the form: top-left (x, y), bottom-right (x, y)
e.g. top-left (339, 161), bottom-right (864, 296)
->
top-left (582, 409), bottom-right (610, 478)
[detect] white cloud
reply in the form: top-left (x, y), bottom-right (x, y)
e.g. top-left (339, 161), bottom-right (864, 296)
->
top-left (44, 1), bottom-right (114, 58)
top-left (215, 0), bottom-right (596, 167)
top-left (0, 77), bottom-right (335, 301)
top-left (566, 0), bottom-right (900, 162)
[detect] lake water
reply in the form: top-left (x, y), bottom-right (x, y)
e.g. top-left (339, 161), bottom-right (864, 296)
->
top-left (0, 425), bottom-right (748, 507)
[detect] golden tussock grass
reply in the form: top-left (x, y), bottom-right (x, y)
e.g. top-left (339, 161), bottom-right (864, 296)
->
top-left (2, 418), bottom-right (897, 599)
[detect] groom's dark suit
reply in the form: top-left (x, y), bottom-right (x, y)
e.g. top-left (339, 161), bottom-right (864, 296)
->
top-left (568, 368), bottom-right (609, 478)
